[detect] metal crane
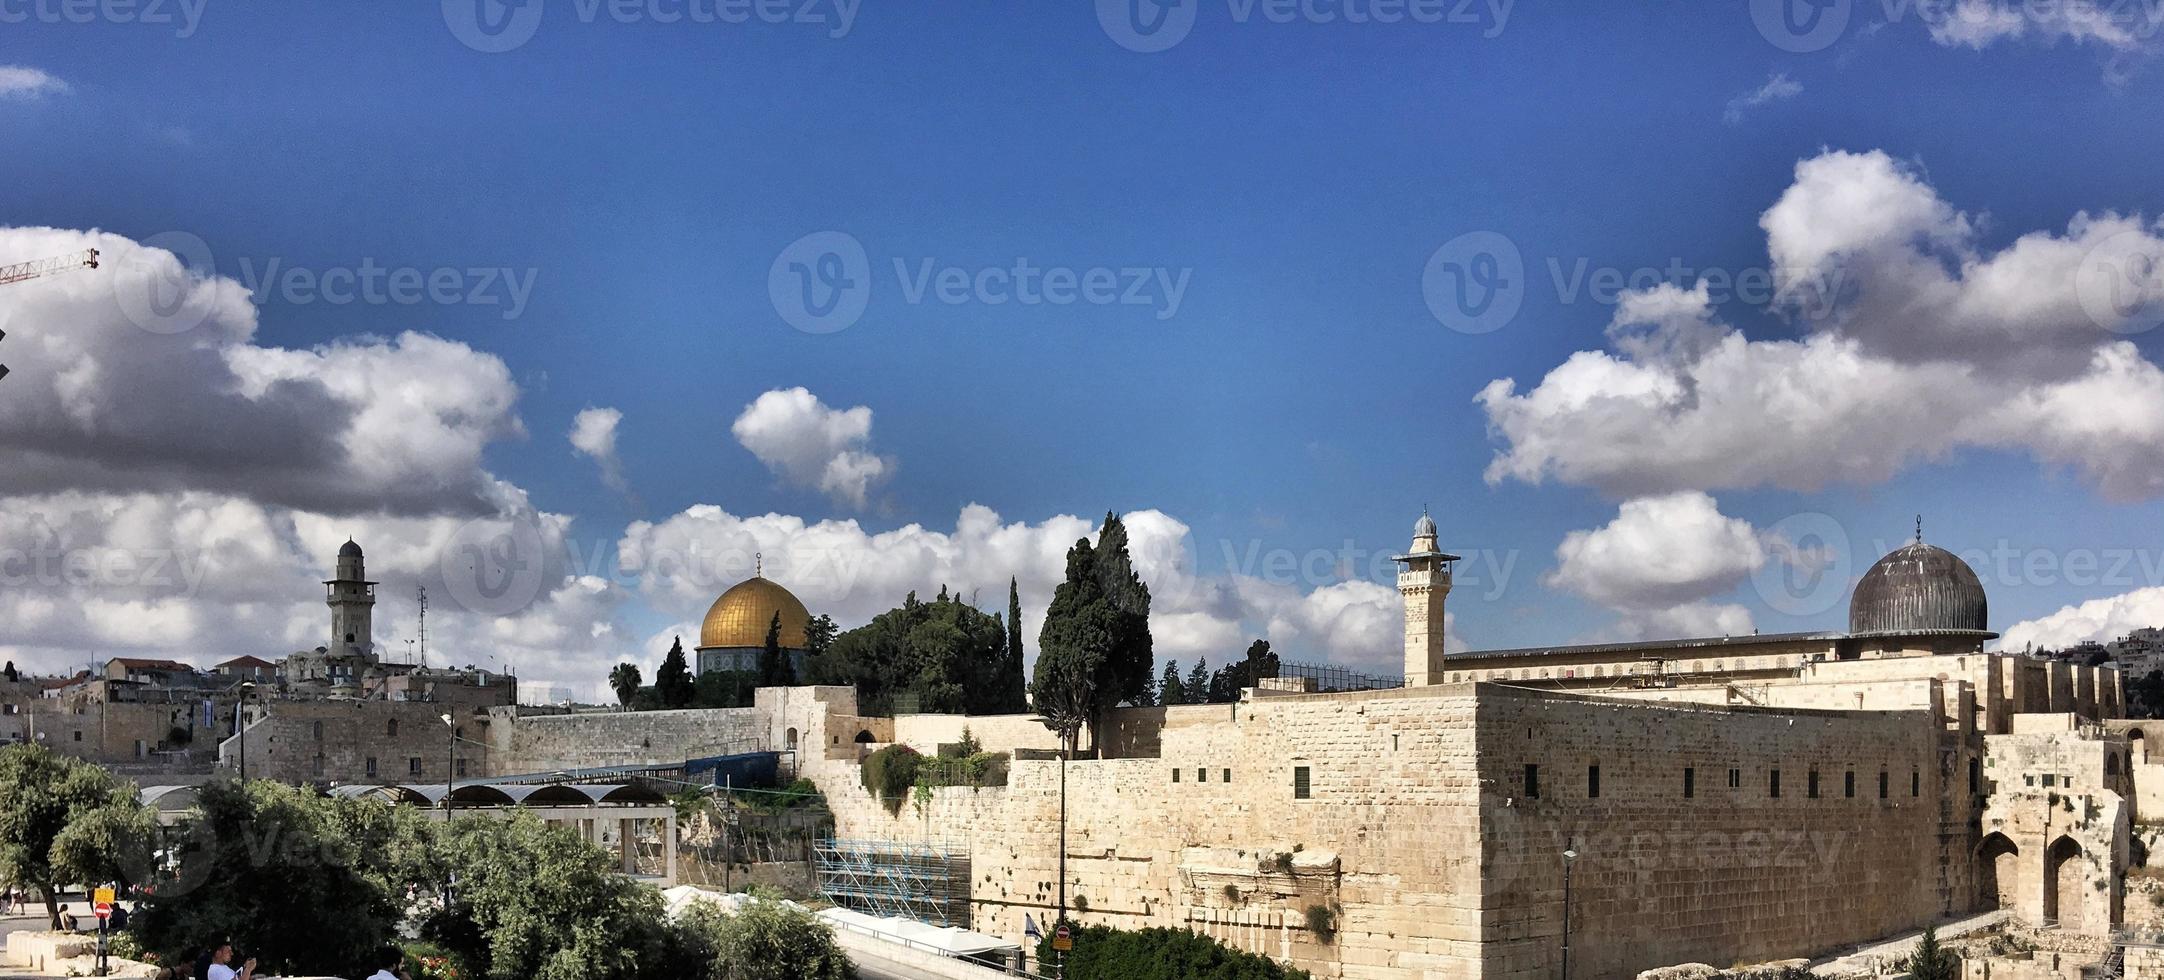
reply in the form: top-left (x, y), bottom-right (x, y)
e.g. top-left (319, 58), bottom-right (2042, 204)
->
top-left (0, 248), bottom-right (100, 381)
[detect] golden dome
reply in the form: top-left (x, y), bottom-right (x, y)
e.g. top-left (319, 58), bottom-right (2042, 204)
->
top-left (698, 576), bottom-right (811, 650)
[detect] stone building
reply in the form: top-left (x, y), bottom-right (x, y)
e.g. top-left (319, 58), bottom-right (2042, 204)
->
top-left (465, 512), bottom-right (2149, 979)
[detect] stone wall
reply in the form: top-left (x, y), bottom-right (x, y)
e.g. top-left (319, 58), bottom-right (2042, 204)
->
top-left (486, 704), bottom-right (767, 775)
top-left (2, 698), bottom-right (215, 766)
top-left (1980, 730), bottom-right (2132, 935)
top-left (1472, 687), bottom-right (1949, 980)
top-left (796, 682), bottom-right (1965, 980)
top-left (226, 700), bottom-right (498, 785)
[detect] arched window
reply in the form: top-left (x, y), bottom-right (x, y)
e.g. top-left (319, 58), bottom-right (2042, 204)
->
top-left (312, 721), bottom-right (324, 740)
top-left (2107, 753), bottom-right (2121, 775)
top-left (786, 728), bottom-right (799, 752)
top-left (387, 718), bottom-right (399, 738)
top-left (854, 730), bottom-right (875, 744)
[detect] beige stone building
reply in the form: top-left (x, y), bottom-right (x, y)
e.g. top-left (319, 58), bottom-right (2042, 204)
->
top-left (463, 517), bottom-right (2148, 976)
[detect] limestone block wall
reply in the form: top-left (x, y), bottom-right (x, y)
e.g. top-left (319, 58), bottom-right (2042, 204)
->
top-left (805, 685), bottom-right (1492, 979)
top-left (804, 683), bottom-right (1982, 980)
top-left (1472, 688), bottom-right (1950, 980)
top-left (3, 700), bottom-right (211, 764)
top-left (489, 705), bottom-right (765, 775)
top-left (230, 701), bottom-right (496, 785)
top-left (1981, 731), bottom-right (2133, 935)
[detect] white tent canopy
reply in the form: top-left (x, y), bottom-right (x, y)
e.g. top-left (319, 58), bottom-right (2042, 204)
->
top-left (816, 906), bottom-right (1019, 958)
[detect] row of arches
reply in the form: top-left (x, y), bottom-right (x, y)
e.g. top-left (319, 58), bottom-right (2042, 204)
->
top-left (1978, 831), bottom-right (2093, 931)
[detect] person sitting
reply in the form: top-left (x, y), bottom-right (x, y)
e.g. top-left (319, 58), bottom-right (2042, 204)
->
top-left (57, 904), bottom-right (78, 932)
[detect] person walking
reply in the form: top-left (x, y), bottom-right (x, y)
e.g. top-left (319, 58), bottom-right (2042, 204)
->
top-left (365, 947), bottom-right (412, 980)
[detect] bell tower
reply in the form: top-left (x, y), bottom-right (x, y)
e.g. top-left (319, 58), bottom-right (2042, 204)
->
top-left (326, 537), bottom-right (377, 661)
top-left (1393, 509), bottom-right (1458, 686)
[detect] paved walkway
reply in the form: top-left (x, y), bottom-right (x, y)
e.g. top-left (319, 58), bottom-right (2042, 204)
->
top-left (1808, 910), bottom-right (2012, 975)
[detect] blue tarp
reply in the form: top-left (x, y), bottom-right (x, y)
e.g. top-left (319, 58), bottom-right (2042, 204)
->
top-left (684, 751), bottom-right (781, 789)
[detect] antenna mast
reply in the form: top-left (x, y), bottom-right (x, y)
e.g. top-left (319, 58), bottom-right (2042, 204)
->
top-left (416, 585), bottom-right (428, 667)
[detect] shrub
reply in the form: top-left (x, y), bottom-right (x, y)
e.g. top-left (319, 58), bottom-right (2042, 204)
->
top-left (1036, 924), bottom-right (1311, 980)
top-left (678, 897), bottom-right (857, 980)
top-left (860, 745), bottom-right (922, 814)
top-left (917, 752), bottom-right (1011, 789)
top-left (1221, 884), bottom-right (1242, 904)
top-left (1302, 904), bottom-right (1336, 943)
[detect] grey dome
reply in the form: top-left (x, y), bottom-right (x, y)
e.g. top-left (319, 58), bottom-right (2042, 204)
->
top-left (339, 538), bottom-right (363, 558)
top-left (1414, 511), bottom-right (1437, 537)
top-left (1849, 541), bottom-right (1990, 636)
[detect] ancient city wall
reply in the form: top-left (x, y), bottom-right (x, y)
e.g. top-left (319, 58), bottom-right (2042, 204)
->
top-left (806, 684), bottom-right (1493, 978)
top-left (3, 698), bottom-right (211, 765)
top-left (232, 700), bottom-right (495, 784)
top-left (1471, 688), bottom-right (1950, 980)
top-left (489, 705), bottom-right (766, 775)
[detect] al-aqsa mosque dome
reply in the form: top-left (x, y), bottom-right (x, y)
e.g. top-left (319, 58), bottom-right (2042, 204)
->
top-left (695, 561), bottom-right (814, 676)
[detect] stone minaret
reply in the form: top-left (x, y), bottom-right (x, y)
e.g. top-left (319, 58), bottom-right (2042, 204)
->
top-left (326, 538), bottom-right (377, 660)
top-left (1394, 510), bottom-right (1458, 686)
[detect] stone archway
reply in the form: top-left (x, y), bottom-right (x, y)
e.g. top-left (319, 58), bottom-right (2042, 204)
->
top-left (1978, 832), bottom-right (2020, 912)
top-left (2045, 835), bottom-right (2086, 931)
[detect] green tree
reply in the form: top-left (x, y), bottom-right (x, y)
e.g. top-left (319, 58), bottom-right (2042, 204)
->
top-left (429, 812), bottom-right (696, 980)
top-left (809, 589), bottom-right (1009, 715)
top-left (656, 636), bottom-right (696, 709)
top-left (681, 896), bottom-right (857, 980)
top-left (1032, 514), bottom-right (1157, 750)
top-left (0, 743), bottom-right (156, 929)
top-left (757, 612), bottom-right (797, 688)
top-left (693, 670), bottom-right (755, 709)
top-left (608, 662), bottom-right (642, 706)
top-left (1905, 925), bottom-right (1958, 980)
top-left (1036, 923), bottom-right (1310, 980)
top-left (804, 614), bottom-right (839, 659)
top-left (136, 780), bottom-right (403, 976)
top-left (1186, 658), bottom-right (1209, 702)
top-left (1005, 578), bottom-right (1029, 712)
top-left (1159, 660), bottom-right (1185, 706)
top-left (1209, 640), bottom-right (1280, 704)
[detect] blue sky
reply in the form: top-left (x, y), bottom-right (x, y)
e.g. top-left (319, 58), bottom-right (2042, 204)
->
top-left (4, 1), bottom-right (2164, 695)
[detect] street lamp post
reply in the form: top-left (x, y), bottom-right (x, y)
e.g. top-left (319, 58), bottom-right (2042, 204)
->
top-left (237, 682), bottom-right (255, 782)
top-left (1561, 846), bottom-right (1578, 980)
top-left (441, 713), bottom-right (455, 819)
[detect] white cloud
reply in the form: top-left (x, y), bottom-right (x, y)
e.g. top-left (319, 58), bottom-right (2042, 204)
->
top-left (730, 387), bottom-right (895, 509)
top-left (1480, 150), bottom-right (2164, 502)
top-left (0, 227), bottom-right (524, 515)
top-left (2001, 587), bottom-right (2164, 652)
top-left (1548, 492), bottom-right (1768, 609)
top-left (1924, 0), bottom-right (2148, 50)
top-left (1723, 72), bottom-right (1802, 124)
top-left (0, 66), bottom-right (67, 100)
top-left (569, 407), bottom-right (633, 501)
top-left (1612, 601), bottom-right (1758, 641)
